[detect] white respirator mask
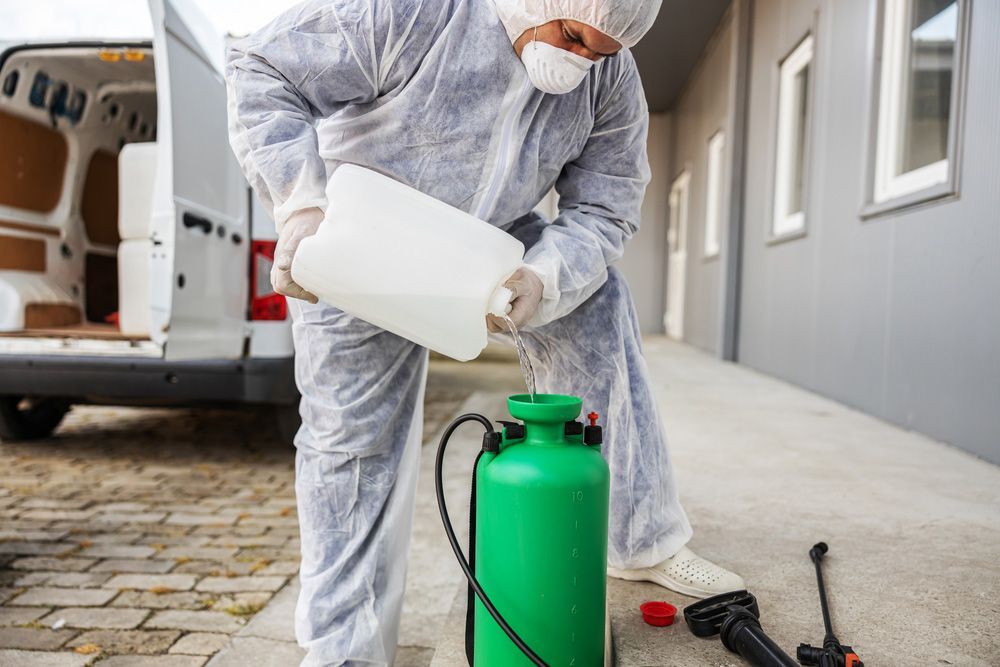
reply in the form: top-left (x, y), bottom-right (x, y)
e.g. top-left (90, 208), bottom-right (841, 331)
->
top-left (520, 27), bottom-right (595, 95)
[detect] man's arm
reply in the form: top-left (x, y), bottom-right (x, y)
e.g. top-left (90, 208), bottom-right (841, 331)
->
top-left (522, 50), bottom-right (651, 326)
top-left (226, 0), bottom-right (386, 229)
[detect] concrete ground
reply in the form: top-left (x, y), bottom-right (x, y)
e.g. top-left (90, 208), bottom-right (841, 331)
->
top-left (430, 339), bottom-right (1000, 666)
top-left (3, 339), bottom-right (999, 665)
top-left (624, 339), bottom-right (1000, 667)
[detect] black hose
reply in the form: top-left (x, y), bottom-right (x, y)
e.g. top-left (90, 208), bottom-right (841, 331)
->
top-left (434, 413), bottom-right (548, 666)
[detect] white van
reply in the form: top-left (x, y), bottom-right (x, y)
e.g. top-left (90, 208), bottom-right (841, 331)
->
top-left (0, 1), bottom-right (298, 440)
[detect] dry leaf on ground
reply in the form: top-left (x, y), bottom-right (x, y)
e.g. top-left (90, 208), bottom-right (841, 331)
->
top-left (149, 585), bottom-right (176, 594)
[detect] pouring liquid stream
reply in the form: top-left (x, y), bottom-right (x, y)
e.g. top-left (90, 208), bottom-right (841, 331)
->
top-left (501, 314), bottom-right (536, 402)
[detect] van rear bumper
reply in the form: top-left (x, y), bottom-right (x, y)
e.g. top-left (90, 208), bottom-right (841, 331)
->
top-left (0, 355), bottom-right (297, 406)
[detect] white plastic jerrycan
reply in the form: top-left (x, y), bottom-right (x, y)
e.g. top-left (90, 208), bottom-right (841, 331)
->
top-left (291, 165), bottom-right (524, 361)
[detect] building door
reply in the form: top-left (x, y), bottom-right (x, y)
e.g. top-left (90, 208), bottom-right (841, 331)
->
top-left (665, 170), bottom-right (690, 339)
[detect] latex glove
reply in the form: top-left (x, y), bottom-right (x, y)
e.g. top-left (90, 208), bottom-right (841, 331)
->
top-left (272, 207), bottom-right (323, 303)
top-left (486, 267), bottom-right (544, 333)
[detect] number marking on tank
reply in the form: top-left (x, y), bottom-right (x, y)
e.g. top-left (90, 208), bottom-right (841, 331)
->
top-left (570, 604), bottom-right (578, 615)
top-left (571, 490), bottom-right (584, 502)
top-left (571, 547), bottom-right (580, 559)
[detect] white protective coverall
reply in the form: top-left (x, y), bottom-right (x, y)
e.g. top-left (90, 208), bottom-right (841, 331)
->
top-left (226, 0), bottom-right (692, 663)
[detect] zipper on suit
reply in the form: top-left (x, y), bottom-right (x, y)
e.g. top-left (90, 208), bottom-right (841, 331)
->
top-left (474, 78), bottom-right (534, 221)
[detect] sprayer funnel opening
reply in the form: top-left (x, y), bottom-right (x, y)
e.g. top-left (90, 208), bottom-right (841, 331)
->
top-left (507, 394), bottom-right (582, 423)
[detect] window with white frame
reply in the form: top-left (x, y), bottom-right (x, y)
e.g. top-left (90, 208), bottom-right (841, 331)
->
top-left (704, 131), bottom-right (725, 257)
top-left (873, 0), bottom-right (960, 204)
top-left (772, 35), bottom-right (813, 238)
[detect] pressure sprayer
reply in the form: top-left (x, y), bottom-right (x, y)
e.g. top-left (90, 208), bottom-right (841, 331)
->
top-left (435, 394), bottom-right (610, 666)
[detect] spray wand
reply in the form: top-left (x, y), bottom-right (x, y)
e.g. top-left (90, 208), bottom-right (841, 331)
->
top-left (684, 541), bottom-right (864, 667)
top-left (797, 543), bottom-right (863, 667)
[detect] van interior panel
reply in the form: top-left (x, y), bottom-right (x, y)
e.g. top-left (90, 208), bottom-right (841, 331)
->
top-left (81, 149), bottom-right (120, 246)
top-left (0, 108), bottom-right (68, 212)
top-left (84, 252), bottom-right (118, 323)
top-left (0, 234), bottom-right (45, 272)
top-left (0, 219), bottom-right (61, 237)
top-left (23, 303), bottom-right (82, 329)
top-left (0, 44), bottom-right (156, 342)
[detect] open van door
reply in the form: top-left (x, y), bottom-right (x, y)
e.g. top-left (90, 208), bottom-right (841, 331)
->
top-left (148, 0), bottom-right (248, 360)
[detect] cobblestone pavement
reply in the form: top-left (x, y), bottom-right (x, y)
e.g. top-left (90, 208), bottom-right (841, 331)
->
top-left (0, 374), bottom-right (473, 666)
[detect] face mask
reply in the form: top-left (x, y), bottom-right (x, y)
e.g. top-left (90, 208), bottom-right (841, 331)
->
top-left (520, 28), bottom-right (595, 95)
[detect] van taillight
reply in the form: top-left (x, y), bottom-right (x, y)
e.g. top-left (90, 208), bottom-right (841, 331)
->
top-left (250, 240), bottom-right (287, 321)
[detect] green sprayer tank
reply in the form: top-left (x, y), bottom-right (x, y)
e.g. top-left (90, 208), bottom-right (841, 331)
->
top-left (434, 393), bottom-right (610, 666)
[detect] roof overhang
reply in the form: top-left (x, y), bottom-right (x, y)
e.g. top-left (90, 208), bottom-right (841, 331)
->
top-left (631, 0), bottom-right (732, 112)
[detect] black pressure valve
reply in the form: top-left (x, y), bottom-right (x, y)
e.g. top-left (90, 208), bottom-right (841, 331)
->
top-left (564, 420), bottom-right (583, 437)
top-left (584, 412), bottom-right (603, 446)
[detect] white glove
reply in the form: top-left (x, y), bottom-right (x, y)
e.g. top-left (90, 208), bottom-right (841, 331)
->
top-left (487, 267), bottom-right (544, 333)
top-left (272, 207), bottom-right (323, 303)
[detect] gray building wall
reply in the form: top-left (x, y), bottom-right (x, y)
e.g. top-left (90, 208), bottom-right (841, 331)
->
top-left (618, 112), bottom-right (671, 334)
top-left (737, 0), bottom-right (1000, 463)
top-left (665, 12), bottom-right (736, 355)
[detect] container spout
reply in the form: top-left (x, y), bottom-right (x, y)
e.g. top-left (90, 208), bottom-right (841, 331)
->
top-left (487, 285), bottom-right (514, 317)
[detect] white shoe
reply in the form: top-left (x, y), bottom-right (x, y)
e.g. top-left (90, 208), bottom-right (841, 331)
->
top-left (608, 546), bottom-right (745, 599)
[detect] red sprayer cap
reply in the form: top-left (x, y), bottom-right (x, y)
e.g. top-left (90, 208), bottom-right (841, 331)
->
top-left (587, 412), bottom-right (599, 427)
top-left (640, 601), bottom-right (677, 627)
